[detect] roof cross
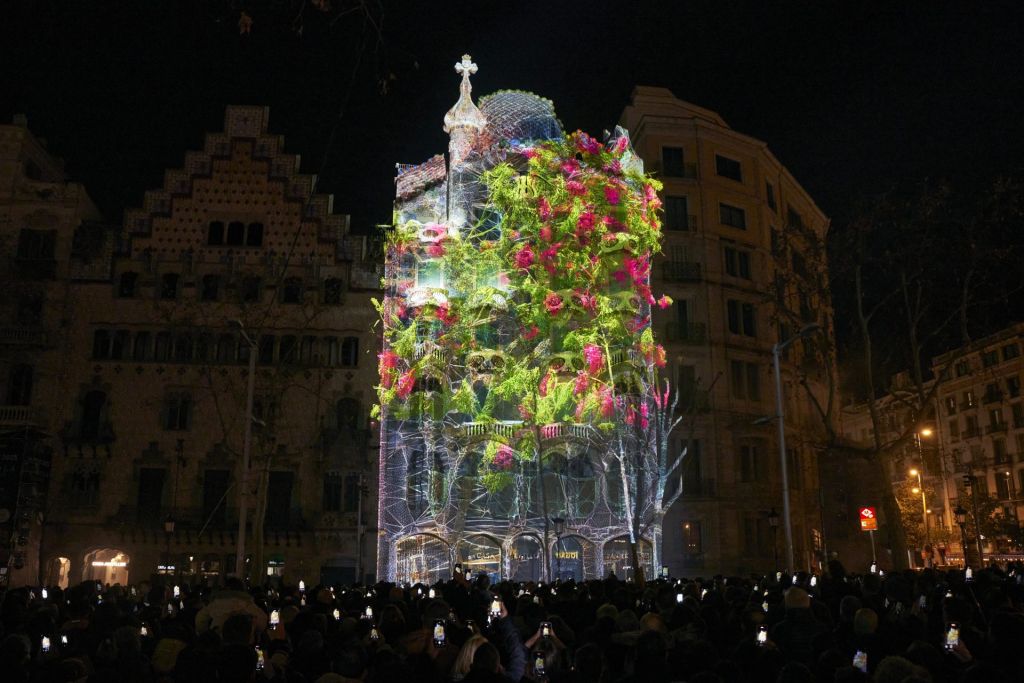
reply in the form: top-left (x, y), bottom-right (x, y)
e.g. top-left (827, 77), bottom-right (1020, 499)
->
top-left (455, 54), bottom-right (477, 97)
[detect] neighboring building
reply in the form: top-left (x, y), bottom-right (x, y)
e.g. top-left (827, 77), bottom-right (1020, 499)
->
top-left (931, 323), bottom-right (1024, 563)
top-left (0, 116), bottom-right (102, 586)
top-left (620, 87), bottom-right (835, 574)
top-left (35, 106), bottom-right (382, 587)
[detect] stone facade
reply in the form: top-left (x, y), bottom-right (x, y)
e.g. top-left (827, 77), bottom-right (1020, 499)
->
top-left (621, 87), bottom-right (835, 574)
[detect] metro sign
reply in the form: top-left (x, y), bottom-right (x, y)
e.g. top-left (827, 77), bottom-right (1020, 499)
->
top-left (859, 506), bottom-right (878, 531)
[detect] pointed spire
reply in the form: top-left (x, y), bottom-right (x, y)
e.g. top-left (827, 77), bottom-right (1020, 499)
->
top-left (443, 54), bottom-right (486, 135)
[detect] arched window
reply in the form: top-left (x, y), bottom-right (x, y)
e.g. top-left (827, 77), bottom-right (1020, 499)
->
top-left (133, 332), bottom-right (151, 361)
top-left (336, 397), bottom-right (361, 431)
top-left (118, 272), bottom-right (138, 298)
top-left (7, 364), bottom-right (33, 406)
top-left (160, 273), bottom-right (179, 300)
top-left (340, 336), bottom-right (359, 367)
top-left (92, 330), bottom-right (111, 359)
top-left (282, 277), bottom-right (303, 304)
top-left (246, 223), bottom-right (264, 247)
top-left (226, 221), bottom-right (245, 246)
top-left (323, 278), bottom-right (344, 305)
top-left (80, 390), bottom-right (107, 440)
top-left (207, 221), bottom-right (225, 245)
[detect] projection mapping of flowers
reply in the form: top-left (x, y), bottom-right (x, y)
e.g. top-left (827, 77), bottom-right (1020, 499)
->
top-left (375, 56), bottom-right (685, 585)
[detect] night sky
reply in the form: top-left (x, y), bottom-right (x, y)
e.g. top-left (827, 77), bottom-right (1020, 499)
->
top-left (3, 0), bottom-right (1023, 232)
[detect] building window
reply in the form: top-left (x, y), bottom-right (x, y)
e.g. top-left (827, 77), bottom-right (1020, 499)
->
top-left (984, 382), bottom-right (1002, 403)
top-left (664, 196), bottom-right (690, 231)
top-left (996, 471), bottom-right (1011, 500)
top-left (787, 205), bottom-right (805, 231)
top-left (246, 223), bottom-right (264, 247)
top-left (965, 414), bottom-right (979, 438)
top-left (163, 392), bottom-right (192, 430)
top-left (719, 203), bottom-right (746, 230)
top-left (154, 332), bottom-right (172, 362)
top-left (766, 182), bottom-right (776, 210)
top-left (743, 514), bottom-right (772, 557)
top-left (955, 360), bottom-right (970, 377)
top-left (738, 444), bottom-right (761, 482)
top-left (136, 468), bottom-right (166, 522)
top-left (160, 273), bottom-right (180, 300)
top-left (7, 364), bottom-right (34, 406)
top-left (202, 470), bottom-right (230, 526)
top-left (258, 335), bottom-right (276, 365)
top-left (948, 418), bottom-right (960, 440)
top-left (118, 272), bottom-right (138, 298)
top-left (336, 397), bottom-right (361, 431)
top-left (982, 350), bottom-right (999, 368)
top-left (79, 390), bottom-right (107, 441)
top-left (195, 333), bottom-right (213, 362)
top-left (730, 360), bottom-right (761, 401)
top-left (662, 147), bottom-right (685, 177)
top-left (323, 474), bottom-right (343, 512)
top-left (92, 329), bottom-right (111, 359)
top-left (282, 278), bottom-right (303, 304)
top-left (201, 274), bottom-right (220, 301)
top-left (216, 334), bottom-right (235, 363)
top-left (241, 276), bottom-right (261, 303)
top-left (265, 472), bottom-right (294, 528)
top-left (133, 332), bottom-right (151, 361)
top-left (343, 474), bottom-right (360, 513)
top-left (945, 396), bottom-right (957, 416)
top-left (990, 408), bottom-right (1005, 430)
top-left (111, 330), bottom-right (130, 360)
top-left (16, 228), bottom-right (56, 261)
top-left (340, 336), bottom-right (359, 367)
top-left (279, 335), bottom-right (297, 364)
top-left (723, 246), bottom-right (751, 279)
top-left (994, 439), bottom-right (1009, 465)
top-left (715, 154), bottom-right (742, 182)
top-left (416, 260), bottom-right (443, 289)
top-left (1003, 344), bottom-right (1020, 361)
top-left (726, 300), bottom-right (757, 337)
top-left (300, 336), bottom-right (316, 364)
top-left (1008, 376), bottom-right (1021, 399)
top-left (226, 221), bottom-right (245, 246)
top-left (962, 390), bottom-right (976, 409)
top-left (207, 221), bottom-right (225, 245)
top-left (323, 278), bottom-right (344, 305)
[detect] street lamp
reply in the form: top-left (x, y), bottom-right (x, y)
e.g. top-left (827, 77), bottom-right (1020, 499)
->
top-left (772, 322), bottom-right (821, 573)
top-left (768, 507), bottom-right (780, 569)
top-left (231, 319), bottom-right (258, 583)
top-left (954, 505), bottom-right (968, 567)
top-left (909, 468), bottom-right (930, 565)
top-left (552, 517), bottom-right (565, 581)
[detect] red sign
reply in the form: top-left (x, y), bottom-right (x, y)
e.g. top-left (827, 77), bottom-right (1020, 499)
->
top-left (859, 507), bottom-right (878, 531)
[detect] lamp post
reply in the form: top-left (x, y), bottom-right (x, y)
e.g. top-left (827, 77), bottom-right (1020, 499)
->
top-left (552, 517), bottom-right (565, 581)
top-left (768, 507), bottom-right (780, 569)
top-left (954, 505), bottom-right (968, 567)
top-left (771, 323), bottom-right (821, 574)
top-left (231, 320), bottom-right (258, 583)
top-left (910, 468), bottom-right (930, 566)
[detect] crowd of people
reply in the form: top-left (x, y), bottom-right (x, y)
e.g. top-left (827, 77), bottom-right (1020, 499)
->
top-left (1, 560), bottom-right (1022, 683)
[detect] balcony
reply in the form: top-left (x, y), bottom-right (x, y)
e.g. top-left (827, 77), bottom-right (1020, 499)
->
top-left (960, 401), bottom-right (977, 411)
top-left (0, 405), bottom-right (45, 427)
top-left (664, 322), bottom-right (707, 345)
top-left (661, 261), bottom-right (702, 283)
top-left (962, 426), bottom-right (981, 439)
top-left (983, 391), bottom-right (1004, 404)
top-left (0, 326), bottom-right (48, 346)
top-left (986, 423), bottom-right (1008, 435)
